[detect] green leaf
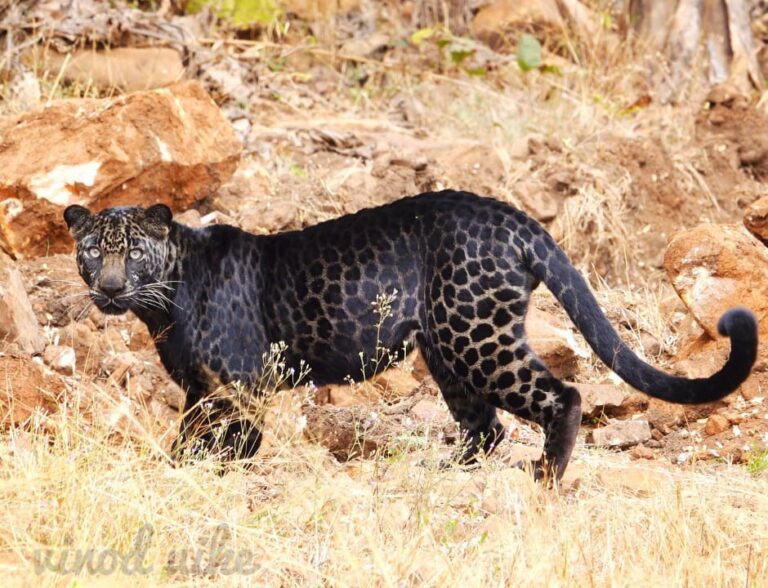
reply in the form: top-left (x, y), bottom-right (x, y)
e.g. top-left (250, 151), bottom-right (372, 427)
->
top-left (411, 27), bottom-right (435, 45)
top-left (449, 47), bottom-right (473, 65)
top-left (288, 164), bottom-right (306, 178)
top-left (186, 0), bottom-right (281, 28)
top-left (464, 66), bottom-right (487, 77)
top-left (516, 33), bottom-right (542, 72)
top-left (540, 63), bottom-right (562, 76)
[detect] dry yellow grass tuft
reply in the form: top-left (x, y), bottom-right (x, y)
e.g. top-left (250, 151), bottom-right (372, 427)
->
top-left (0, 385), bottom-right (766, 587)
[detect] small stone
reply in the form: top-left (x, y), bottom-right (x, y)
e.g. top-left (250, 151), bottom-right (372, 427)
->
top-left (704, 414), bottom-right (730, 436)
top-left (390, 153), bottom-right (428, 171)
top-left (103, 352), bottom-right (140, 386)
top-left (579, 383), bottom-right (627, 417)
top-left (741, 379), bottom-right (763, 401)
top-left (630, 444), bottom-right (655, 460)
top-left (639, 332), bottom-right (661, 356)
top-left (341, 32), bottom-right (390, 58)
top-left (587, 419), bottom-right (652, 449)
top-left (611, 392), bottom-right (650, 418)
top-left (43, 344), bottom-right (76, 375)
top-left (744, 195), bottom-right (768, 243)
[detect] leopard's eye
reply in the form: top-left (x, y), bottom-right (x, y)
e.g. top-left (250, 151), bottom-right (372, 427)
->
top-left (129, 248), bottom-right (144, 261)
top-left (87, 247), bottom-right (101, 259)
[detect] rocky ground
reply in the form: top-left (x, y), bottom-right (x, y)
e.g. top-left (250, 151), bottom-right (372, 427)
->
top-left (1, 1), bottom-right (768, 585)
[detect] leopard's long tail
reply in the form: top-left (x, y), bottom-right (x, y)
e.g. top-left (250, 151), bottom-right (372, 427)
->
top-left (520, 223), bottom-right (758, 404)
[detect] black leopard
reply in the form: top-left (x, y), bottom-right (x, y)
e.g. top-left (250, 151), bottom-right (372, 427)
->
top-left (64, 190), bottom-right (758, 480)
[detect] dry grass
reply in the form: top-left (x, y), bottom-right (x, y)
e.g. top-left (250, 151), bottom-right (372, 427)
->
top-left (0, 385), bottom-right (766, 587)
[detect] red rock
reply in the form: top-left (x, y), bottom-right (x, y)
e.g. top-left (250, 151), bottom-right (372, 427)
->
top-left (404, 349), bottom-right (431, 382)
top-left (611, 392), bottom-right (650, 418)
top-left (315, 383), bottom-right (380, 407)
top-left (371, 367), bottom-right (420, 398)
top-left (127, 320), bottom-right (154, 352)
top-left (578, 382), bottom-right (627, 418)
top-left (0, 254), bottom-right (46, 355)
top-left (744, 195), bottom-right (768, 243)
top-left (527, 308), bottom-right (580, 379)
top-left (512, 179), bottom-right (561, 222)
top-left (58, 321), bottom-right (102, 374)
top-left (0, 355), bottom-right (66, 424)
top-left (740, 377), bottom-right (765, 401)
top-left (0, 81), bottom-right (241, 257)
top-left (704, 414), bottom-right (730, 436)
top-left (103, 352), bottom-right (140, 386)
top-left (43, 344), bottom-right (76, 375)
top-left (630, 444), bottom-right (655, 460)
top-left (664, 223), bottom-right (768, 341)
top-left (587, 419), bottom-right (652, 448)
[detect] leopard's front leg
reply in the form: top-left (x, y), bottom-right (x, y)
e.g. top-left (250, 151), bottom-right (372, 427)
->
top-left (172, 384), bottom-right (263, 463)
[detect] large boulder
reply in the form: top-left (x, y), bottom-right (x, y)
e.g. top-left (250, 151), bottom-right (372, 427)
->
top-left (0, 81), bottom-right (241, 257)
top-left (664, 223), bottom-right (768, 341)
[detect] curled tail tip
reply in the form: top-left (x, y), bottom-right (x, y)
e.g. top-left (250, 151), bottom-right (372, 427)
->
top-left (717, 307), bottom-right (758, 338)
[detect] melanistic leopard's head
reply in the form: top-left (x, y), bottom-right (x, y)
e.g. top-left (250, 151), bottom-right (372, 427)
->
top-left (64, 204), bottom-right (174, 316)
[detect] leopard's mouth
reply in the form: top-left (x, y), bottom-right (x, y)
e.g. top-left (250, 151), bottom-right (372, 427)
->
top-left (91, 292), bottom-right (131, 315)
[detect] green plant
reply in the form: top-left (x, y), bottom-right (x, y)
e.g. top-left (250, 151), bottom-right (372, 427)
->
top-left (185, 0), bottom-right (281, 28)
top-left (410, 27), bottom-right (487, 76)
top-left (516, 33), bottom-right (542, 72)
top-left (746, 446), bottom-right (768, 476)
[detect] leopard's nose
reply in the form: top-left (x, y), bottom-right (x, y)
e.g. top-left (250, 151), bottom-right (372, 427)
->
top-left (100, 276), bottom-right (126, 298)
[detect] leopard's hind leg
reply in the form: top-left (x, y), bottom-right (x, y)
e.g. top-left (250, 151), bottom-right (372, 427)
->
top-left (420, 342), bottom-right (505, 465)
top-left (481, 342), bottom-right (582, 482)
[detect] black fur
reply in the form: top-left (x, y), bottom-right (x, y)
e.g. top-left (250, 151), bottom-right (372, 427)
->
top-left (65, 191), bottom-right (758, 480)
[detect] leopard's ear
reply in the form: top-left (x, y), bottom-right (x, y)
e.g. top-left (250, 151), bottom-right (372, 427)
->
top-left (63, 205), bottom-right (93, 238)
top-left (142, 204), bottom-right (173, 238)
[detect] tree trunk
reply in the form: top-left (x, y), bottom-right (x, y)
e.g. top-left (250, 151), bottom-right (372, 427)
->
top-left (626, 0), bottom-right (764, 101)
